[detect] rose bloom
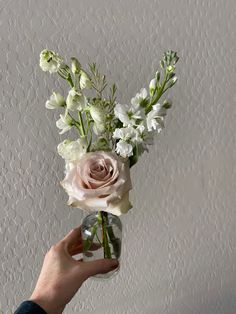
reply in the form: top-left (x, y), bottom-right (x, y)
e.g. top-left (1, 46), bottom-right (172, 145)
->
top-left (61, 151), bottom-right (132, 216)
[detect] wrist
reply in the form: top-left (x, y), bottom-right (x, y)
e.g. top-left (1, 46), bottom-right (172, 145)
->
top-left (29, 292), bottom-right (65, 314)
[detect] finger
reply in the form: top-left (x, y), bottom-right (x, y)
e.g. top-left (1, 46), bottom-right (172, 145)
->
top-left (80, 259), bottom-right (119, 278)
top-left (60, 226), bottom-right (82, 249)
top-left (90, 243), bottom-right (102, 251)
top-left (69, 244), bottom-right (83, 256)
top-left (69, 242), bottom-right (101, 256)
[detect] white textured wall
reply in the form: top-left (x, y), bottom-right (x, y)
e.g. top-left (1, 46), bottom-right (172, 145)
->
top-left (1, 0), bottom-right (236, 313)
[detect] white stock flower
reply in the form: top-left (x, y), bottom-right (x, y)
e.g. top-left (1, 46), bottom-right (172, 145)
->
top-left (80, 70), bottom-right (92, 89)
top-left (56, 113), bottom-right (73, 134)
top-left (116, 141), bottom-right (133, 158)
top-left (146, 103), bottom-right (165, 132)
top-left (113, 127), bottom-right (136, 142)
top-left (114, 103), bottom-right (144, 127)
top-left (113, 126), bottom-right (144, 158)
top-left (66, 89), bottom-right (86, 111)
top-left (45, 92), bottom-right (65, 109)
top-left (135, 126), bottom-right (155, 155)
top-left (57, 139), bottom-right (86, 161)
top-left (131, 88), bottom-right (148, 106)
top-left (39, 49), bottom-right (63, 73)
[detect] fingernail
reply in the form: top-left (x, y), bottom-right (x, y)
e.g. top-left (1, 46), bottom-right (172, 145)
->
top-left (111, 265), bottom-right (118, 270)
top-left (110, 260), bottom-right (119, 270)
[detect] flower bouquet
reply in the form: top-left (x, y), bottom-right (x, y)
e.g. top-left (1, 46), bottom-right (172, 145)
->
top-left (39, 49), bottom-right (179, 278)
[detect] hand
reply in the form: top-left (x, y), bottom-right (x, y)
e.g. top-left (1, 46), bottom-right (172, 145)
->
top-left (29, 226), bottom-right (119, 314)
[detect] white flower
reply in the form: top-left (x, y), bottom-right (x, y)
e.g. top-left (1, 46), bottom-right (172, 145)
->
top-left (113, 126), bottom-right (136, 142)
top-left (113, 127), bottom-right (135, 157)
top-left (114, 126), bottom-right (145, 145)
top-left (131, 88), bottom-right (148, 106)
top-left (66, 88), bottom-right (86, 111)
top-left (45, 92), bottom-right (65, 109)
top-left (114, 103), bottom-right (144, 126)
top-left (56, 113), bottom-right (73, 134)
top-left (153, 103), bottom-right (167, 116)
top-left (146, 103), bottom-right (165, 132)
top-left (39, 49), bottom-right (63, 73)
top-left (116, 141), bottom-right (133, 158)
top-left (136, 127), bottom-right (155, 155)
top-left (113, 126), bottom-right (146, 158)
top-left (57, 139), bottom-right (86, 161)
top-left (80, 70), bottom-right (92, 89)
top-left (149, 78), bottom-right (157, 96)
top-left (139, 126), bottom-right (155, 145)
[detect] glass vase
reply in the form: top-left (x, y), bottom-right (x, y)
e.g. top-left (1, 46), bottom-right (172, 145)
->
top-left (81, 211), bottom-right (122, 279)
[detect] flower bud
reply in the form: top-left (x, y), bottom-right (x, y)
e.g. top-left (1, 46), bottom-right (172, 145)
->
top-left (80, 70), bottom-right (92, 89)
top-left (163, 99), bottom-right (172, 109)
top-left (169, 76), bottom-right (178, 87)
top-left (167, 65), bottom-right (175, 73)
top-left (155, 71), bottom-right (160, 82)
top-left (90, 105), bottom-right (105, 123)
top-left (45, 92), bottom-right (65, 109)
top-left (71, 57), bottom-right (81, 75)
top-left (149, 78), bottom-right (157, 96)
top-left (90, 105), bottom-right (106, 134)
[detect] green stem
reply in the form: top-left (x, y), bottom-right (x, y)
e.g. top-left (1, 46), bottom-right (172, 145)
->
top-left (67, 74), bottom-right (74, 88)
top-left (106, 225), bottom-right (121, 259)
top-left (64, 74), bottom-right (87, 140)
top-left (78, 111), bottom-right (86, 137)
top-left (83, 224), bottom-right (97, 252)
top-left (100, 211), bottom-right (112, 259)
top-left (146, 72), bottom-right (168, 113)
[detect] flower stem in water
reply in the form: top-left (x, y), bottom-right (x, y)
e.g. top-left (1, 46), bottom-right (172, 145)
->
top-left (100, 211), bottom-right (112, 259)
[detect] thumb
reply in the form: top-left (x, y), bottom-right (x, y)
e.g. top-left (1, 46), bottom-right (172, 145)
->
top-left (81, 259), bottom-right (119, 279)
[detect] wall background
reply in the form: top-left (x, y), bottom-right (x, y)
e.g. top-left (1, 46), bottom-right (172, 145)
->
top-left (1, 0), bottom-right (236, 313)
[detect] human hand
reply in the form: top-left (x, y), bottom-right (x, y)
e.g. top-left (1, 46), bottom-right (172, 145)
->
top-left (29, 226), bottom-right (119, 314)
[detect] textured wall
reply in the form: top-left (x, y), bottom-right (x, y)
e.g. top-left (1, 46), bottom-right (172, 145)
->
top-left (1, 0), bottom-right (236, 313)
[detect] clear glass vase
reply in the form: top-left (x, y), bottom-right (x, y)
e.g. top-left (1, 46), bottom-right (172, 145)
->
top-left (81, 211), bottom-right (122, 279)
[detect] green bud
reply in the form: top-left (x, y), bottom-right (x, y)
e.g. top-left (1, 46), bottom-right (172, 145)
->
top-left (167, 65), bottom-right (175, 73)
top-left (160, 60), bottom-right (165, 69)
top-left (155, 71), bottom-right (160, 82)
top-left (163, 99), bottom-right (172, 109)
top-left (80, 70), bottom-right (92, 89)
top-left (149, 78), bottom-right (157, 96)
top-left (71, 57), bottom-right (81, 74)
top-left (170, 76), bottom-right (178, 86)
top-left (161, 50), bottom-right (179, 68)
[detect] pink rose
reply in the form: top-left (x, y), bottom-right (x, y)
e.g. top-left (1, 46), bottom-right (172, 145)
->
top-left (60, 151), bottom-right (132, 216)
